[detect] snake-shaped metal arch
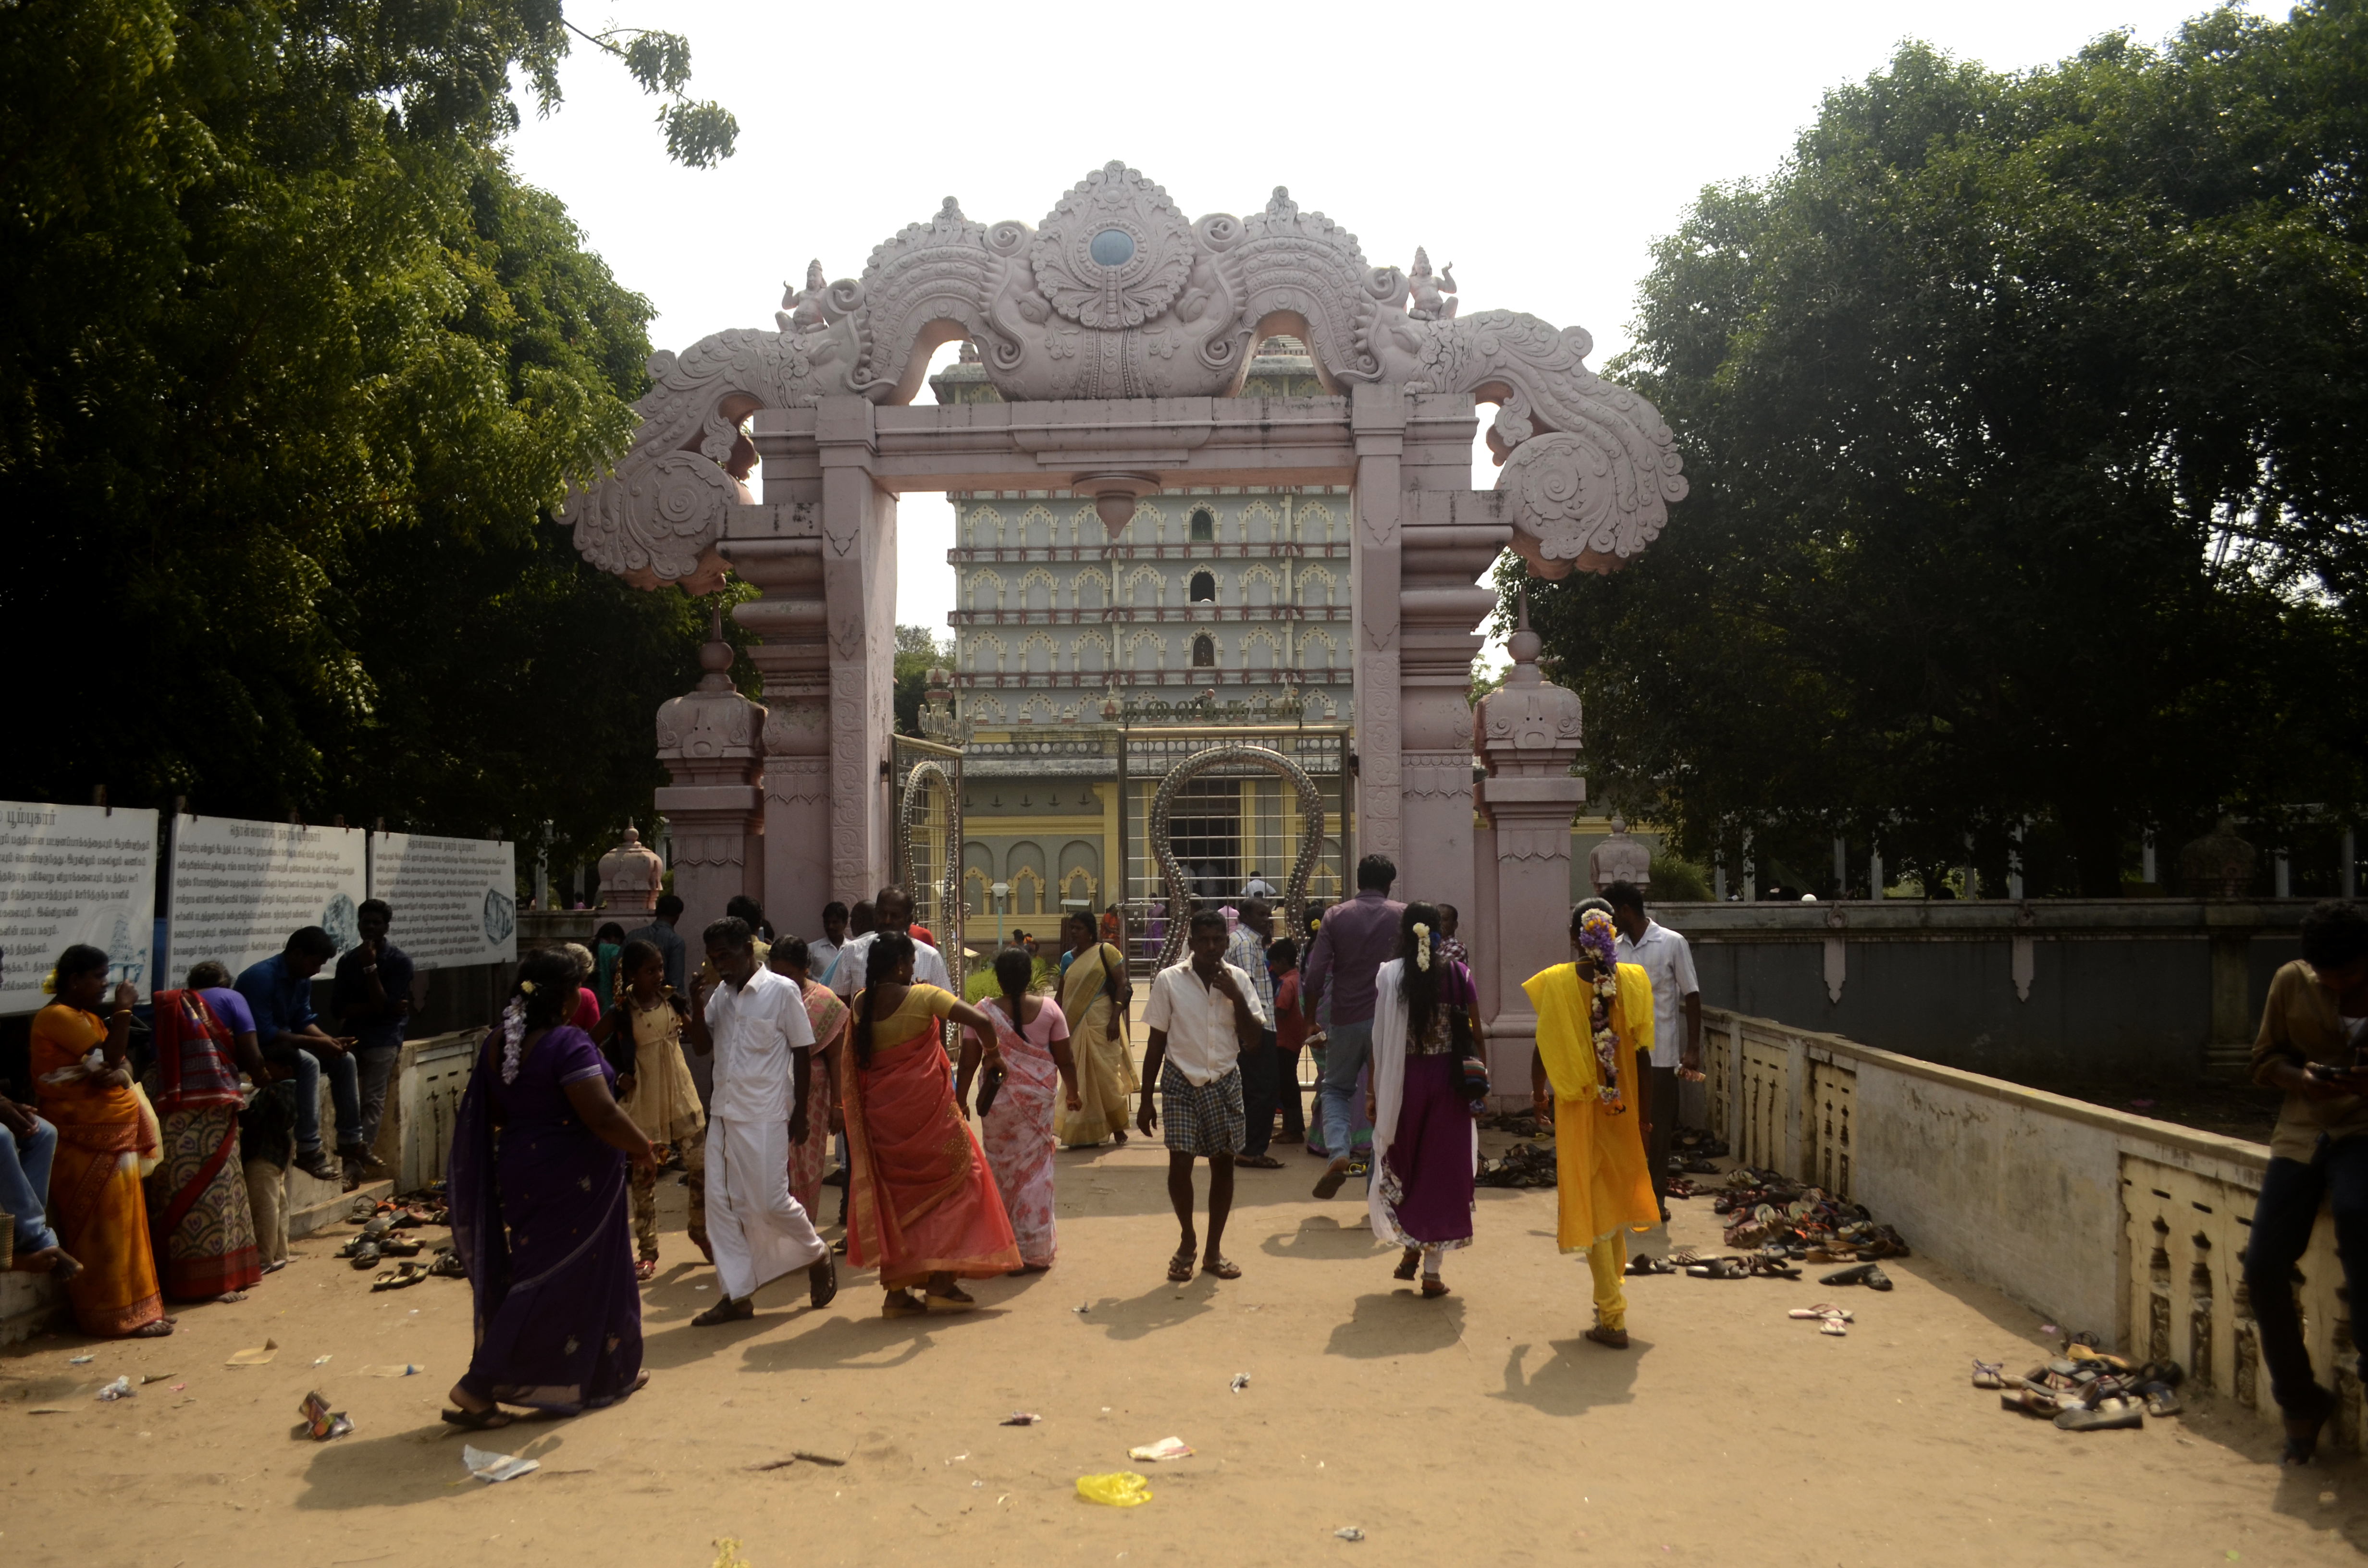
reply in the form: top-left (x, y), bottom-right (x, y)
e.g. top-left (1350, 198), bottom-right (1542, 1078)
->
top-left (900, 759), bottom-right (963, 1001)
top-left (1148, 744), bottom-right (1328, 973)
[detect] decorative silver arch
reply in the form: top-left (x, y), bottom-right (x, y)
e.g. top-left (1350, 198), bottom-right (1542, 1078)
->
top-left (899, 758), bottom-right (963, 1000)
top-left (562, 161), bottom-right (1686, 591)
top-left (1147, 744), bottom-right (1327, 972)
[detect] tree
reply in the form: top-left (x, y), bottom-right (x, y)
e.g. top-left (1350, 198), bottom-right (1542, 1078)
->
top-left (894, 626), bottom-right (952, 737)
top-left (0, 0), bottom-right (739, 869)
top-left (1528, 8), bottom-right (2368, 896)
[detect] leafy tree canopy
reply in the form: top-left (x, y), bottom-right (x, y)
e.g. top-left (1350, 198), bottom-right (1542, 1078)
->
top-left (1527, 3), bottom-right (2368, 896)
top-left (1, 0), bottom-right (739, 869)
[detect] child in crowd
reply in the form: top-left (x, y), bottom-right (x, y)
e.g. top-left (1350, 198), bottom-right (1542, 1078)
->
top-left (595, 940), bottom-right (706, 1280)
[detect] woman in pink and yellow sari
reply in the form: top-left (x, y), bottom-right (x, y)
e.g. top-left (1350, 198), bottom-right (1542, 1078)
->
top-left (843, 932), bottom-right (1020, 1314)
top-left (957, 948), bottom-right (1082, 1271)
top-left (769, 936), bottom-right (846, 1217)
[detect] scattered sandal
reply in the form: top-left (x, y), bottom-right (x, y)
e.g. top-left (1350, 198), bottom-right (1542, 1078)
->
top-left (1819, 1317), bottom-right (1848, 1336)
top-left (1201, 1257), bottom-right (1242, 1281)
top-left (440, 1404), bottom-right (514, 1431)
top-left (1971, 1359), bottom-right (2008, 1389)
top-left (1166, 1249), bottom-right (1195, 1284)
top-left (426, 1248), bottom-right (467, 1279)
top-left (1685, 1257), bottom-right (1749, 1280)
top-left (2139, 1381), bottom-right (2182, 1418)
top-left (1626, 1255), bottom-right (1677, 1276)
top-left (1789, 1305), bottom-right (1853, 1322)
top-left (1817, 1262), bottom-right (1892, 1291)
top-left (371, 1262), bottom-right (426, 1291)
top-left (2054, 1396), bottom-right (2143, 1433)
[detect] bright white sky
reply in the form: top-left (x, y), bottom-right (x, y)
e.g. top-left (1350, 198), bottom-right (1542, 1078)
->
top-left (505, 0), bottom-right (2247, 662)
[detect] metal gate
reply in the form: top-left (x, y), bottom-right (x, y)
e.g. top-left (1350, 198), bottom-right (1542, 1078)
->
top-left (891, 734), bottom-right (964, 999)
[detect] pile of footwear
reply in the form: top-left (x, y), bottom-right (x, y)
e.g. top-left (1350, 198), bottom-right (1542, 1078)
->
top-left (337, 1187), bottom-right (455, 1283)
top-left (1982, 1338), bottom-right (2183, 1432)
top-left (1476, 1110), bottom-right (1550, 1138)
top-left (1711, 1170), bottom-right (1910, 1262)
top-left (1475, 1141), bottom-right (1559, 1190)
top-left (1667, 1126), bottom-right (1728, 1176)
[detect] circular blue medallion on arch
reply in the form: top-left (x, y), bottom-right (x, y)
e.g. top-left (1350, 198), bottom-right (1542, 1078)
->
top-left (1088, 228), bottom-right (1135, 267)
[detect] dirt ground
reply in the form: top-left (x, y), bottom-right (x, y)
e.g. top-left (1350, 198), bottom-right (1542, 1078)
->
top-left (7, 1124), bottom-right (2368, 1568)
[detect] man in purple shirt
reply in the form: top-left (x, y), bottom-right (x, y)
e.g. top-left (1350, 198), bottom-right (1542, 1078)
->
top-left (1300, 854), bottom-right (1406, 1199)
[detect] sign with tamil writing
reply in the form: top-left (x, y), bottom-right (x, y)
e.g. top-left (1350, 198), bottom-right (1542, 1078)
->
top-left (0, 801), bottom-right (158, 1013)
top-left (366, 832), bottom-right (516, 968)
top-left (166, 816), bottom-right (367, 983)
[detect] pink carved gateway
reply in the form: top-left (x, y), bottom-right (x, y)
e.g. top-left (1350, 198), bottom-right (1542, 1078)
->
top-left (568, 164), bottom-right (1685, 1088)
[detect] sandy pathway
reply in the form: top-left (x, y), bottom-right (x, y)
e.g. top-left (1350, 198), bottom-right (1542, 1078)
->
top-left (3, 1131), bottom-right (2363, 1568)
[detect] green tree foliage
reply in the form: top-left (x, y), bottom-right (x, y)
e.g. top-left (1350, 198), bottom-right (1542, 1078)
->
top-left (1527, 6), bottom-right (2368, 896)
top-left (894, 625), bottom-right (952, 737)
top-left (1, 0), bottom-right (738, 868)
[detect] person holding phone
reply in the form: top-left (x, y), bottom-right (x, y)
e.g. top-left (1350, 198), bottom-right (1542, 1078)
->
top-left (2243, 900), bottom-right (2368, 1465)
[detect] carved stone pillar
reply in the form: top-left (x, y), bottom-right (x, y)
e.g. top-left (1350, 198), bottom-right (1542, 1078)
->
top-left (1350, 382), bottom-right (1406, 861)
top-left (654, 614), bottom-right (767, 938)
top-left (1398, 477), bottom-right (1507, 921)
top-left (1472, 592), bottom-right (1586, 1102)
top-left (815, 396), bottom-right (899, 908)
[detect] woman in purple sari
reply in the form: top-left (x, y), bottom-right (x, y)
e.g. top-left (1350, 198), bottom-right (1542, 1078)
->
top-left (444, 948), bottom-right (658, 1430)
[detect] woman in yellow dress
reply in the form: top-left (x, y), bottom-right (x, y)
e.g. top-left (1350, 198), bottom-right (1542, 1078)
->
top-left (596, 938), bottom-right (706, 1281)
top-left (1524, 905), bottom-right (1658, 1349)
top-left (33, 944), bottom-right (170, 1337)
top-left (1054, 911), bottom-right (1136, 1148)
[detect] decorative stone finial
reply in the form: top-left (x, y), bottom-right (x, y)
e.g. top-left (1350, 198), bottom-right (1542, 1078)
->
top-left (598, 826), bottom-right (666, 913)
top-left (1475, 585), bottom-right (1582, 774)
top-left (2178, 814), bottom-right (2257, 899)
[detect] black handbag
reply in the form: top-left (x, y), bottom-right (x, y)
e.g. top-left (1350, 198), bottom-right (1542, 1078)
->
top-left (1450, 1007), bottom-right (1489, 1102)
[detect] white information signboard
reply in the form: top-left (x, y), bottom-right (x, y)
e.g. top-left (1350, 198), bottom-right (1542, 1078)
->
top-left (166, 817), bottom-right (367, 982)
top-left (0, 801), bottom-right (158, 1012)
top-left (367, 833), bottom-right (517, 968)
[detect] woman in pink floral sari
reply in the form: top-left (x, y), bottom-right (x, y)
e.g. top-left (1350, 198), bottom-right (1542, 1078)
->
top-left (770, 936), bottom-right (846, 1217)
top-left (958, 948), bottom-right (1081, 1271)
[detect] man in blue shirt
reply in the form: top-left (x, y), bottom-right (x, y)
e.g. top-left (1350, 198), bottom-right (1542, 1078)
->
top-left (236, 927), bottom-right (359, 1184)
top-left (627, 894), bottom-right (689, 995)
top-left (332, 899), bottom-right (411, 1182)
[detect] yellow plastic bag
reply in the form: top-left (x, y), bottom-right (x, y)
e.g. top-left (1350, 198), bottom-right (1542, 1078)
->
top-left (1075, 1471), bottom-right (1152, 1507)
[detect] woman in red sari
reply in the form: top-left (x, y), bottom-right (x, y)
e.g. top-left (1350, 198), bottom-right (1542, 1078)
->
top-left (148, 965), bottom-right (271, 1302)
top-left (33, 944), bottom-right (170, 1337)
top-left (842, 932), bottom-right (1020, 1314)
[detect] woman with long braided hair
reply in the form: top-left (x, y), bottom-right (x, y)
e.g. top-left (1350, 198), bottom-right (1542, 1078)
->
top-left (1365, 902), bottom-right (1483, 1298)
top-left (841, 932), bottom-right (1021, 1314)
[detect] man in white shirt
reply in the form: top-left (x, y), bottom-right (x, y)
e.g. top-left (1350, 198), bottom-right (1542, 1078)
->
top-left (1608, 881), bottom-right (1701, 1223)
top-left (808, 901), bottom-right (851, 990)
top-left (1139, 909), bottom-right (1270, 1284)
top-left (827, 885), bottom-right (950, 1000)
top-left (687, 916), bottom-right (836, 1324)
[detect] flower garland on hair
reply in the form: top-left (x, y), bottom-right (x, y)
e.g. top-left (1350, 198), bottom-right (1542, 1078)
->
top-left (499, 980), bottom-right (536, 1084)
top-left (1412, 921), bottom-right (1432, 971)
top-left (1578, 910), bottom-right (1625, 1110)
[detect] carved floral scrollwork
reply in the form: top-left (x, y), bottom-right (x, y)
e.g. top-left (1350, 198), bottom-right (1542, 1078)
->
top-left (1028, 162), bottom-right (1195, 331)
top-left (583, 451), bottom-right (743, 587)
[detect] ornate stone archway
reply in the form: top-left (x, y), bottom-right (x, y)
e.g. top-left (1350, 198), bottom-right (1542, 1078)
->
top-left (581, 163), bottom-right (1682, 1064)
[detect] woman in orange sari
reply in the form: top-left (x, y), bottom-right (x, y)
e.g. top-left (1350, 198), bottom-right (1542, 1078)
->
top-left (33, 944), bottom-right (170, 1337)
top-left (842, 932), bottom-right (1020, 1315)
top-left (770, 936), bottom-right (845, 1217)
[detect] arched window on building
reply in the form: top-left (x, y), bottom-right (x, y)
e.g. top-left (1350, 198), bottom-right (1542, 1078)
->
top-left (1191, 633), bottom-right (1217, 668)
top-left (1189, 507), bottom-right (1215, 543)
top-left (1189, 570), bottom-right (1216, 604)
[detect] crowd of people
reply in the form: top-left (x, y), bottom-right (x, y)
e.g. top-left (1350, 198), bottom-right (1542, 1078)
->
top-left (0, 856), bottom-right (1719, 1428)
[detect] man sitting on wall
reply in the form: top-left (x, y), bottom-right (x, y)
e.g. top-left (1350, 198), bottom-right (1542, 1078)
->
top-left (235, 927), bottom-right (363, 1185)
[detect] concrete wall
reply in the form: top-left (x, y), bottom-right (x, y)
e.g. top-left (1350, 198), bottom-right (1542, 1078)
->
top-left (1705, 1006), bottom-right (2331, 1445)
top-left (1667, 899), bottom-right (2310, 1084)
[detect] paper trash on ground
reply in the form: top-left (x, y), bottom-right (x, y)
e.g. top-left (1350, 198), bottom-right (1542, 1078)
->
top-left (96, 1377), bottom-right (133, 1401)
top-left (225, 1339), bottom-right (279, 1366)
top-left (1127, 1437), bottom-right (1194, 1461)
top-left (463, 1445), bottom-right (540, 1482)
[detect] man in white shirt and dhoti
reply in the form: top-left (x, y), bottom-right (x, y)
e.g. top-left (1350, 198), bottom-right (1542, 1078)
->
top-left (688, 916), bottom-right (837, 1325)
